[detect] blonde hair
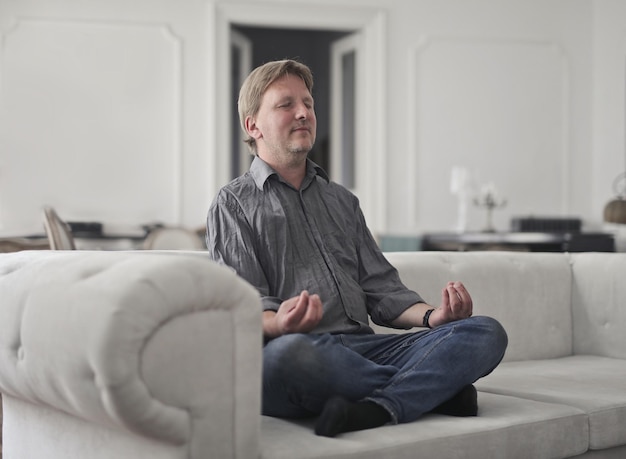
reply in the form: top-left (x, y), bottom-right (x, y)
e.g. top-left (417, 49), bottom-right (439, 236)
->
top-left (238, 59), bottom-right (314, 153)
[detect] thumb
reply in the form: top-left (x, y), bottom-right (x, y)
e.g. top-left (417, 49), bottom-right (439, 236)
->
top-left (441, 287), bottom-right (451, 312)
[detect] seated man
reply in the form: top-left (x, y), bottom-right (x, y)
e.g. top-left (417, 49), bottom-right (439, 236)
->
top-left (206, 59), bottom-right (508, 437)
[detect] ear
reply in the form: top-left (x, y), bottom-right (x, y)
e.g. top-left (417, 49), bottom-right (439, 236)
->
top-left (245, 116), bottom-right (263, 141)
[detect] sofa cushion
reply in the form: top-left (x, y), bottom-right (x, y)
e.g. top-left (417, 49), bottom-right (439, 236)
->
top-left (383, 251), bottom-right (573, 361)
top-left (260, 392), bottom-right (588, 459)
top-left (475, 355), bottom-right (626, 450)
top-left (570, 253), bottom-right (626, 359)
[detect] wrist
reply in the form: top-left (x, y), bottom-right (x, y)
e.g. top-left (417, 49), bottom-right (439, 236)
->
top-left (423, 308), bottom-right (436, 328)
top-left (263, 310), bottom-right (282, 339)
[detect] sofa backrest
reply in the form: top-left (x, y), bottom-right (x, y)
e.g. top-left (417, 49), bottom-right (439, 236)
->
top-left (383, 251), bottom-right (574, 362)
top-left (570, 253), bottom-right (626, 359)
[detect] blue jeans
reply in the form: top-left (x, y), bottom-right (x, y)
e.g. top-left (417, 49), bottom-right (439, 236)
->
top-left (262, 316), bottom-right (507, 423)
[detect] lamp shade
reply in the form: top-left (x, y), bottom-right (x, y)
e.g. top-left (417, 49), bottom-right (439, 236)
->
top-left (604, 198), bottom-right (626, 224)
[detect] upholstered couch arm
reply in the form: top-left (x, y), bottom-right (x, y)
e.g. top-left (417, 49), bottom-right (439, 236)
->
top-left (0, 251), bottom-right (262, 458)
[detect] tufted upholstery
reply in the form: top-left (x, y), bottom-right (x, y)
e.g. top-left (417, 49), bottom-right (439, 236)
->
top-left (383, 251), bottom-right (574, 361)
top-left (1, 250), bottom-right (626, 459)
top-left (0, 251), bottom-right (261, 459)
top-left (384, 251), bottom-right (626, 454)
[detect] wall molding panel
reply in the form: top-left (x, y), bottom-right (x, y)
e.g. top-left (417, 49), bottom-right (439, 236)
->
top-left (0, 1), bottom-right (612, 238)
top-left (1, 16), bottom-right (183, 232)
top-left (407, 35), bottom-right (571, 232)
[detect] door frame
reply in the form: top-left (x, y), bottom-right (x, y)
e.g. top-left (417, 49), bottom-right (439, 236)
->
top-left (211, 3), bottom-right (387, 233)
top-left (330, 31), bottom-right (362, 192)
top-left (229, 29), bottom-right (253, 178)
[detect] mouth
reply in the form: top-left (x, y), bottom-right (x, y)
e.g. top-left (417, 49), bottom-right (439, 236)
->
top-left (292, 124), bottom-right (311, 134)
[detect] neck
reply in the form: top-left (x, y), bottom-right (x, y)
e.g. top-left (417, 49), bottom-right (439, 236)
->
top-left (258, 152), bottom-right (308, 189)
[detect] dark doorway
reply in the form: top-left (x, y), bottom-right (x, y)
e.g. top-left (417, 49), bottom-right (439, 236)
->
top-left (230, 25), bottom-right (351, 178)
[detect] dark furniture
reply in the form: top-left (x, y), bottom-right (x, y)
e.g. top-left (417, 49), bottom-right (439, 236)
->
top-left (421, 231), bottom-right (615, 252)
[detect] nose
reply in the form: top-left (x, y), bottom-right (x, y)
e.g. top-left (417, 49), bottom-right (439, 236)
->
top-left (295, 102), bottom-right (310, 120)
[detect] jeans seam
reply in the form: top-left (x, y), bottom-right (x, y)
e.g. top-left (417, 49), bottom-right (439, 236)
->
top-left (388, 325), bottom-right (456, 388)
top-left (373, 333), bottom-right (424, 362)
top-left (369, 325), bottom-right (457, 421)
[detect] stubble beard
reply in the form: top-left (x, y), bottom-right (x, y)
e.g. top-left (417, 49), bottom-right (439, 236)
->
top-left (285, 136), bottom-right (314, 164)
top-left (261, 131), bottom-right (315, 169)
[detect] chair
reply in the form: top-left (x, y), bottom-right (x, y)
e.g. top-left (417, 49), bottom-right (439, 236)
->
top-left (0, 237), bottom-right (50, 253)
top-left (142, 226), bottom-right (205, 250)
top-left (42, 206), bottom-right (76, 250)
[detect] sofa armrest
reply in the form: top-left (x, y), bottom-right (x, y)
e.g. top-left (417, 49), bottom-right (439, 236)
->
top-left (0, 251), bottom-right (262, 458)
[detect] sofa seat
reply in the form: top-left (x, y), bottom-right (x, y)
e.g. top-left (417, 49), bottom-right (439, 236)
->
top-left (260, 392), bottom-right (588, 459)
top-left (476, 355), bottom-right (626, 450)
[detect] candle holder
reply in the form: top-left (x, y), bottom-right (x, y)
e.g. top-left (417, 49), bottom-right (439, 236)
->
top-left (474, 184), bottom-right (507, 232)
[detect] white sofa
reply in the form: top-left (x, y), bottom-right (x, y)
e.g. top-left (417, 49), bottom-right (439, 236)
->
top-left (1, 250), bottom-right (625, 459)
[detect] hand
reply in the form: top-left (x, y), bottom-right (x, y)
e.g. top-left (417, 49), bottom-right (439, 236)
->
top-left (265, 290), bottom-right (323, 338)
top-left (428, 281), bottom-right (473, 328)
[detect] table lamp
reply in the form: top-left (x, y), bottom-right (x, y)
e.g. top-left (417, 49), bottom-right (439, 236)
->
top-left (603, 172), bottom-right (626, 224)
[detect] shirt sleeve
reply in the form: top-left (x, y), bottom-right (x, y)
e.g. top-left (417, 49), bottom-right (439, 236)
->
top-left (354, 206), bottom-right (425, 328)
top-left (206, 190), bottom-right (282, 312)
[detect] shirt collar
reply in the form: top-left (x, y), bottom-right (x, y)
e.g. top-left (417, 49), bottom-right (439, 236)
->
top-left (250, 156), bottom-right (329, 190)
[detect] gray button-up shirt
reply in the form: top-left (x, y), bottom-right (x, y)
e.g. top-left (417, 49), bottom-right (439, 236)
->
top-left (206, 157), bottom-right (423, 335)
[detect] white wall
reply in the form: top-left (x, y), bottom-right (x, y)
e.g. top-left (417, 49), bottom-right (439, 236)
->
top-left (0, 0), bottom-right (213, 234)
top-left (386, 0), bottom-right (594, 233)
top-left (0, 0), bottom-right (623, 238)
top-left (592, 0), bottom-right (626, 224)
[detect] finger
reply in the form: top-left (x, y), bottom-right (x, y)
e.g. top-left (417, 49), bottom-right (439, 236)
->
top-left (289, 293), bottom-right (322, 333)
top-left (446, 285), bottom-right (466, 317)
top-left (287, 290), bottom-right (310, 323)
top-left (451, 282), bottom-right (473, 314)
top-left (453, 282), bottom-right (473, 307)
top-left (303, 294), bottom-right (323, 327)
top-left (309, 293), bottom-right (323, 313)
top-left (440, 287), bottom-right (451, 313)
top-left (446, 284), bottom-right (461, 305)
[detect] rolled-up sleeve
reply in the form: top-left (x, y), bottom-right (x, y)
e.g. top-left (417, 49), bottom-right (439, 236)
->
top-left (355, 208), bottom-right (424, 328)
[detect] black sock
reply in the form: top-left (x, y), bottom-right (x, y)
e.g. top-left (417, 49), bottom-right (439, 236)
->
top-left (315, 397), bottom-right (391, 437)
top-left (431, 384), bottom-right (478, 416)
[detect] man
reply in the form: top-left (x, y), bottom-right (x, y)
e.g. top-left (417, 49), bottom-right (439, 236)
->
top-left (206, 59), bottom-right (507, 437)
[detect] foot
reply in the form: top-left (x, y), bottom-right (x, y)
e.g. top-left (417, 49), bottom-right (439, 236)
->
top-left (315, 397), bottom-right (391, 437)
top-left (431, 384), bottom-right (478, 416)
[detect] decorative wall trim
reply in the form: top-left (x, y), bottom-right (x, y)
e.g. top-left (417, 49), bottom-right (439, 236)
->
top-left (1, 17), bottom-right (184, 225)
top-left (407, 35), bottom-right (571, 229)
top-left (212, 3), bottom-right (387, 233)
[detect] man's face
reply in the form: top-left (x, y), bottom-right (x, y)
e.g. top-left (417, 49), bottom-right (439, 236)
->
top-left (247, 74), bottom-right (317, 164)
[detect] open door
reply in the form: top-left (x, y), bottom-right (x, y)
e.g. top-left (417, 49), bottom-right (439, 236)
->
top-left (217, 6), bottom-right (386, 232)
top-left (230, 29), bottom-right (253, 179)
top-left (330, 31), bottom-right (363, 194)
